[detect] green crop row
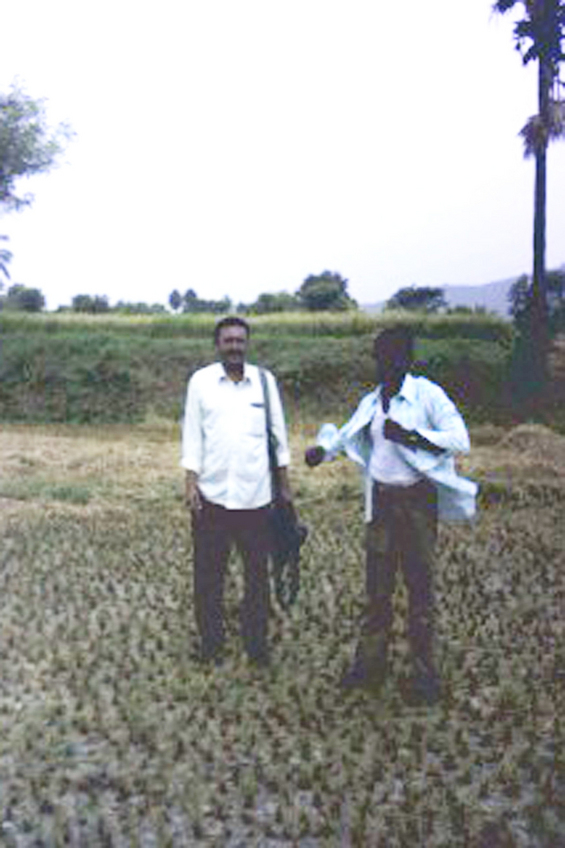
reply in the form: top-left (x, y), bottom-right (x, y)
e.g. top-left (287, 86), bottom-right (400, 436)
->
top-left (0, 308), bottom-right (513, 343)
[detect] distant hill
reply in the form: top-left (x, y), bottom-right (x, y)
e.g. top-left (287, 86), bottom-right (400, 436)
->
top-left (363, 276), bottom-right (518, 316)
top-left (363, 267), bottom-right (565, 317)
top-left (442, 278), bottom-right (516, 316)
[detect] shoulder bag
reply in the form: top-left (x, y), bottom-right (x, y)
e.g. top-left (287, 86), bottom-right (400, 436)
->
top-left (259, 368), bottom-right (307, 610)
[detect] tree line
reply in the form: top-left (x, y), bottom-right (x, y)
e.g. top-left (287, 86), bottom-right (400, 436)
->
top-left (0, 270), bottom-right (358, 314)
top-left (168, 272), bottom-right (356, 315)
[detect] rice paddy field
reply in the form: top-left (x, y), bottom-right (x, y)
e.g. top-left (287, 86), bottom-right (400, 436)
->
top-left (0, 417), bottom-right (564, 846)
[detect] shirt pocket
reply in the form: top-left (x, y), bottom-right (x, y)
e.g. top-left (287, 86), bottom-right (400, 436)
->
top-left (248, 402), bottom-right (267, 437)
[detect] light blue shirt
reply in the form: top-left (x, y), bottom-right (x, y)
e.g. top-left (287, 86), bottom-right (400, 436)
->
top-left (317, 373), bottom-right (478, 522)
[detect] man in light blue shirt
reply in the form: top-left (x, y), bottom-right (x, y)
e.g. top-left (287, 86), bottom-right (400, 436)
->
top-left (305, 326), bottom-right (477, 705)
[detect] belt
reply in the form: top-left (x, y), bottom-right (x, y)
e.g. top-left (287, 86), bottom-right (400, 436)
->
top-left (373, 479), bottom-right (425, 492)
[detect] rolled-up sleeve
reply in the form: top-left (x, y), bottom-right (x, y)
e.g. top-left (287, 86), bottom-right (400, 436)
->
top-left (266, 371), bottom-right (291, 467)
top-left (181, 374), bottom-right (204, 473)
top-left (417, 383), bottom-right (470, 454)
top-left (316, 393), bottom-right (376, 464)
top-left (317, 423), bottom-right (343, 459)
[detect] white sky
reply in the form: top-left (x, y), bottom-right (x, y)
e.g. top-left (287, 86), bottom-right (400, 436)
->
top-left (1, 0), bottom-right (564, 310)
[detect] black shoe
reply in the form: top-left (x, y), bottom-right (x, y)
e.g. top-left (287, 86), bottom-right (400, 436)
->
top-left (339, 664), bottom-right (385, 694)
top-left (196, 647), bottom-right (224, 667)
top-left (248, 651), bottom-right (271, 669)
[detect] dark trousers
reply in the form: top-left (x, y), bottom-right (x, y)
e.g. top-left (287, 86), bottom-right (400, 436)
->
top-left (357, 479), bottom-right (438, 679)
top-left (191, 497), bottom-right (272, 660)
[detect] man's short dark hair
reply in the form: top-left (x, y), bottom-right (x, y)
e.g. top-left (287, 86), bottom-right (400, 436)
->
top-left (214, 316), bottom-right (251, 344)
top-left (373, 325), bottom-right (414, 364)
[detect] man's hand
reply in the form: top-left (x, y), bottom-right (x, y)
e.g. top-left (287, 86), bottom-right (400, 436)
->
top-left (304, 446), bottom-right (326, 468)
top-left (276, 467), bottom-right (293, 503)
top-left (185, 471), bottom-right (202, 513)
top-left (383, 418), bottom-right (414, 447)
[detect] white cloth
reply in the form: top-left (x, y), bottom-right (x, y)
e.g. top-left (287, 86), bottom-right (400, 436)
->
top-left (316, 374), bottom-right (478, 522)
top-left (369, 398), bottom-right (421, 486)
top-left (181, 362), bottom-right (290, 510)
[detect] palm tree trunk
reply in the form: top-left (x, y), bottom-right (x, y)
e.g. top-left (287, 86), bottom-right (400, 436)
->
top-left (528, 52), bottom-right (552, 400)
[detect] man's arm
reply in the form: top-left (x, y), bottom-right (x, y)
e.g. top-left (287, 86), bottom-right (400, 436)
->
top-left (304, 393), bottom-right (377, 468)
top-left (275, 466), bottom-right (292, 502)
top-left (416, 382), bottom-right (470, 454)
top-left (383, 419), bottom-right (446, 455)
top-left (184, 470), bottom-right (202, 513)
top-left (266, 371), bottom-right (292, 500)
top-left (181, 375), bottom-right (204, 511)
top-left (384, 382), bottom-right (470, 455)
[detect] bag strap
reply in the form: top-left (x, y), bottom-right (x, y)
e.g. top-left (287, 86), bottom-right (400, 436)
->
top-left (259, 368), bottom-right (279, 500)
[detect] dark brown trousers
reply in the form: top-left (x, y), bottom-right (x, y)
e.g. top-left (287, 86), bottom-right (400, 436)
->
top-left (356, 479), bottom-right (438, 679)
top-left (191, 497), bottom-right (272, 660)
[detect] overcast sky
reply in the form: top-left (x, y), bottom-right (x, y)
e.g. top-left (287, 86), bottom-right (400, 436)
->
top-left (1, 0), bottom-right (564, 311)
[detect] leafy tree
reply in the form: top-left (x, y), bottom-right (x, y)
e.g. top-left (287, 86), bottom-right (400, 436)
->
top-left (508, 273), bottom-right (531, 321)
top-left (168, 289), bottom-right (182, 312)
top-left (494, 0), bottom-right (565, 396)
top-left (206, 295), bottom-right (231, 315)
top-left (182, 289), bottom-right (199, 312)
top-left (546, 267), bottom-right (565, 319)
top-left (385, 285), bottom-right (447, 312)
top-left (447, 305), bottom-right (490, 315)
top-left (71, 294), bottom-right (95, 313)
top-left (0, 234), bottom-right (12, 285)
top-left (509, 267), bottom-right (565, 331)
top-left (114, 301), bottom-right (166, 314)
top-left (3, 283), bottom-right (45, 311)
top-left (91, 295), bottom-right (110, 314)
top-left (250, 291), bottom-right (299, 314)
top-left (71, 294), bottom-right (110, 313)
top-left (0, 82), bottom-right (72, 212)
top-left (297, 271), bottom-right (357, 311)
top-left (181, 289), bottom-right (231, 314)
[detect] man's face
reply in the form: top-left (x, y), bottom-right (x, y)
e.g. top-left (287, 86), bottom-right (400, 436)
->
top-left (374, 340), bottom-right (410, 386)
top-left (216, 324), bottom-right (249, 369)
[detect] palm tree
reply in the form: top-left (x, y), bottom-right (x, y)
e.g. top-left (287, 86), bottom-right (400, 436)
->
top-left (494, 0), bottom-right (565, 396)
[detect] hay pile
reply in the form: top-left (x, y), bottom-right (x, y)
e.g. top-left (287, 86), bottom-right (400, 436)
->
top-left (497, 423), bottom-right (565, 466)
top-left (466, 423), bottom-right (565, 507)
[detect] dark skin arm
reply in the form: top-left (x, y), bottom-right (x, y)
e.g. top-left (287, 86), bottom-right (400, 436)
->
top-left (304, 421), bottom-right (445, 467)
top-left (383, 418), bottom-right (445, 456)
top-left (276, 466), bottom-right (292, 502)
top-left (185, 470), bottom-right (202, 512)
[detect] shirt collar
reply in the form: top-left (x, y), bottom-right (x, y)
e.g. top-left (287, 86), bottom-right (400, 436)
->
top-left (375, 373), bottom-right (415, 403)
top-left (217, 361), bottom-right (252, 384)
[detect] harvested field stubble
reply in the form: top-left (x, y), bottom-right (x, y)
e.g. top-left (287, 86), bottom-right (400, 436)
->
top-left (0, 423), bottom-right (564, 846)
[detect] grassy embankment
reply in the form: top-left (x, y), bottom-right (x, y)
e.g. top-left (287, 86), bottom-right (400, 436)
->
top-left (0, 309), bottom-right (513, 425)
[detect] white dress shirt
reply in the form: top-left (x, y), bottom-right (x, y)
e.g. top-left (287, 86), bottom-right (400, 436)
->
top-left (369, 397), bottom-right (422, 486)
top-left (181, 362), bottom-right (290, 510)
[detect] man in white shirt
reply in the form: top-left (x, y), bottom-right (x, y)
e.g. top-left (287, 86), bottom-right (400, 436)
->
top-left (182, 316), bottom-right (291, 667)
top-left (305, 326), bottom-right (477, 705)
